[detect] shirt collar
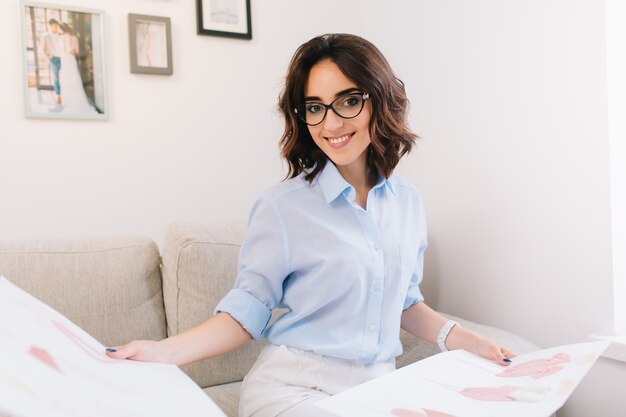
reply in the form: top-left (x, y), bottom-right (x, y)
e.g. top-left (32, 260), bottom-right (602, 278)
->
top-left (316, 160), bottom-right (395, 204)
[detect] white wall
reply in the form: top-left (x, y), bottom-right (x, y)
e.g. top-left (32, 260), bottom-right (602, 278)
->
top-left (361, 0), bottom-right (614, 349)
top-left (357, 1), bottom-right (624, 416)
top-left (0, 0), bottom-right (364, 243)
top-left (2, 1), bottom-right (624, 416)
top-left (606, 0), bottom-right (626, 336)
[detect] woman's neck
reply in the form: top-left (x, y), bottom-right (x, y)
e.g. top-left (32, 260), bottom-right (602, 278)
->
top-left (335, 159), bottom-right (377, 209)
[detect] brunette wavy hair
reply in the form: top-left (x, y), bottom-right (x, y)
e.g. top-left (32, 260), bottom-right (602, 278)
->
top-left (278, 33), bottom-right (418, 182)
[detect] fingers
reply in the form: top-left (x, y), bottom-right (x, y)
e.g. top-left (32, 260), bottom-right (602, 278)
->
top-left (495, 346), bottom-right (517, 366)
top-left (105, 340), bottom-right (167, 363)
top-left (503, 347), bottom-right (517, 359)
top-left (105, 340), bottom-right (143, 360)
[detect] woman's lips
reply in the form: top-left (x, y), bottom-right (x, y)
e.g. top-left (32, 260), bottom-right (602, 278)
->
top-left (324, 132), bottom-right (355, 148)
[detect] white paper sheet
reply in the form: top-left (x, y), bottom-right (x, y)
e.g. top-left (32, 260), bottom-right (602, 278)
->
top-left (0, 276), bottom-right (226, 417)
top-left (318, 337), bottom-right (609, 417)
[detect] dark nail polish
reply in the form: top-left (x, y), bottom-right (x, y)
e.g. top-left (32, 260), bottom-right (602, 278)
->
top-left (106, 348), bottom-right (117, 353)
top-left (503, 358), bottom-right (512, 363)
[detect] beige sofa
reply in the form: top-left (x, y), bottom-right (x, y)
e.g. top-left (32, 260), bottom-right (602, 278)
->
top-left (0, 221), bottom-right (539, 417)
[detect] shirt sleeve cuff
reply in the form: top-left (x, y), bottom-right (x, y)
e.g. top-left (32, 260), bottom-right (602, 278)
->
top-left (402, 293), bottom-right (425, 310)
top-left (214, 288), bottom-right (272, 339)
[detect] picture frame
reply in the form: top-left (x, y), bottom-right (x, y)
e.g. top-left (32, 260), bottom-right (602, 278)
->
top-left (196, 0), bottom-right (251, 40)
top-left (128, 14), bottom-right (173, 76)
top-left (19, 1), bottom-right (108, 120)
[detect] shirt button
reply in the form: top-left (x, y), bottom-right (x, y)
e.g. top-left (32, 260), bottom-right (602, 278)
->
top-left (369, 324), bottom-right (377, 332)
top-left (372, 244), bottom-right (381, 251)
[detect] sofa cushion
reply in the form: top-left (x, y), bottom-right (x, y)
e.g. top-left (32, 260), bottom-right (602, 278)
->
top-left (0, 235), bottom-right (166, 346)
top-left (162, 221), bottom-right (269, 388)
top-left (204, 382), bottom-right (241, 417)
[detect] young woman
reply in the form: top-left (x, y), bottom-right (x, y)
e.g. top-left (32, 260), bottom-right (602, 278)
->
top-left (107, 33), bottom-right (514, 417)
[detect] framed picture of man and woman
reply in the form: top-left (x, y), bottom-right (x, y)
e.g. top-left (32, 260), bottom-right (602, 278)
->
top-left (20, 2), bottom-right (108, 120)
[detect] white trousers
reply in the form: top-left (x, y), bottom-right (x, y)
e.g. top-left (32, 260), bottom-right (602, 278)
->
top-left (239, 344), bottom-right (395, 417)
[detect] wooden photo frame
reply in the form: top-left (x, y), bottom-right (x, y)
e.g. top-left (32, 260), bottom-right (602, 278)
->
top-left (196, 0), bottom-right (251, 40)
top-left (128, 14), bottom-right (173, 75)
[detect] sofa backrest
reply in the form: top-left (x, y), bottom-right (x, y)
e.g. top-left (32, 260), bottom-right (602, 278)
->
top-left (0, 235), bottom-right (166, 346)
top-left (0, 224), bottom-right (540, 392)
top-left (161, 221), bottom-right (270, 388)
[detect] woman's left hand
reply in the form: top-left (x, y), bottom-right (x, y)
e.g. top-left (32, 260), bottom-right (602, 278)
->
top-left (445, 323), bottom-right (516, 366)
top-left (471, 336), bottom-right (516, 366)
top-left (399, 303), bottom-right (517, 366)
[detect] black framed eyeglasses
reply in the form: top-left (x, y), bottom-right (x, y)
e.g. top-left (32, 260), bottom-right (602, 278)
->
top-left (294, 92), bottom-right (370, 126)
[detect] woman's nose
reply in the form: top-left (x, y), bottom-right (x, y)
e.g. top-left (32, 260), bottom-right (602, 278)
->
top-left (323, 108), bottom-right (343, 130)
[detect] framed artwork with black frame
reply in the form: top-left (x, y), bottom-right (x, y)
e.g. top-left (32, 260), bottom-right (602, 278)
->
top-left (19, 1), bottom-right (108, 120)
top-left (196, 0), bottom-right (251, 39)
top-left (128, 14), bottom-right (173, 75)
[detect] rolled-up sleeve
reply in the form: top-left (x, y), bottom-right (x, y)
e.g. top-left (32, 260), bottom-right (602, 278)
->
top-left (402, 193), bottom-right (428, 310)
top-left (402, 240), bottom-right (426, 310)
top-left (214, 195), bottom-right (290, 339)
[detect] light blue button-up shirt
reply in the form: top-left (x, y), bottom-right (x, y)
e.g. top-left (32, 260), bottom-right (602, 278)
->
top-left (215, 161), bottom-right (427, 363)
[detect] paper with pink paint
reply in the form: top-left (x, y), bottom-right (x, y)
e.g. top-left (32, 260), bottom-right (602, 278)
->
top-left (317, 335), bottom-right (609, 417)
top-left (0, 276), bottom-right (226, 417)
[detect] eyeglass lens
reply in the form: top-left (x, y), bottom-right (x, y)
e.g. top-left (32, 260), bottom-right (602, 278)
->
top-left (297, 93), bottom-right (366, 126)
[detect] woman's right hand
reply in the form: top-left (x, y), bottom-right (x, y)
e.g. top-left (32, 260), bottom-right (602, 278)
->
top-left (104, 313), bottom-right (252, 367)
top-left (105, 340), bottom-right (172, 363)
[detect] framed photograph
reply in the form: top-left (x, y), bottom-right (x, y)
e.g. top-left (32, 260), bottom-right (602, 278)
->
top-left (128, 14), bottom-right (173, 76)
top-left (19, 1), bottom-right (108, 120)
top-left (196, 0), bottom-right (251, 39)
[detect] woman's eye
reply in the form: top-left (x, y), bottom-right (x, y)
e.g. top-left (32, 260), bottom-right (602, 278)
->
top-left (306, 104), bottom-right (322, 114)
top-left (343, 96), bottom-right (359, 107)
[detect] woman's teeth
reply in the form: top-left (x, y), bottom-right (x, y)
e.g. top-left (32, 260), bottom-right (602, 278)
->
top-left (328, 134), bottom-right (351, 144)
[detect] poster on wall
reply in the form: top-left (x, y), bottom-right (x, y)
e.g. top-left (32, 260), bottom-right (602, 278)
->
top-left (19, 1), bottom-right (108, 120)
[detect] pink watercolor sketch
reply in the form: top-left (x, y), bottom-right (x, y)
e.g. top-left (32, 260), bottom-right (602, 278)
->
top-left (462, 382), bottom-right (574, 403)
top-left (29, 345), bottom-right (62, 373)
top-left (460, 385), bottom-right (519, 401)
top-left (391, 408), bottom-right (457, 417)
top-left (496, 353), bottom-right (570, 379)
top-left (53, 320), bottom-right (121, 364)
top-left (315, 342), bottom-right (609, 417)
top-left (431, 380), bottom-right (560, 403)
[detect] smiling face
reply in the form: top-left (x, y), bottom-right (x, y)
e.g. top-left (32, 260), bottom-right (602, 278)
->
top-left (304, 59), bottom-right (372, 180)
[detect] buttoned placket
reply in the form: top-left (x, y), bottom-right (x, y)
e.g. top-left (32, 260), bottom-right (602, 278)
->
top-left (345, 186), bottom-right (386, 361)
